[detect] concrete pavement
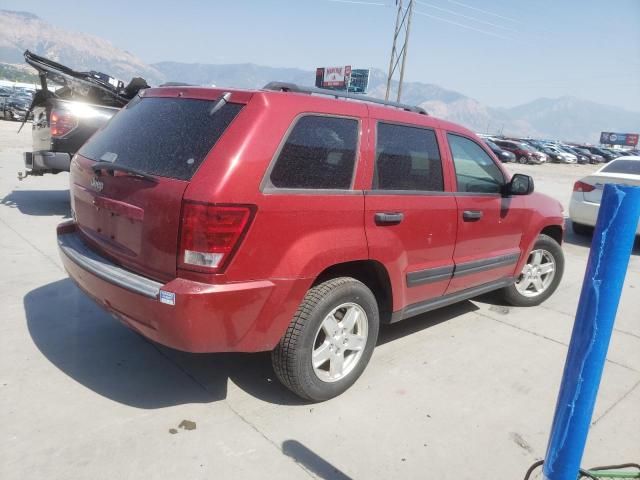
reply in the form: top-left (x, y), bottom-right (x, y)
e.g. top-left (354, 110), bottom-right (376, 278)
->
top-left (1, 120), bottom-right (638, 479)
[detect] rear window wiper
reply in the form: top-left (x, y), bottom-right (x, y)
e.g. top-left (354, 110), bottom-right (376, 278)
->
top-left (209, 92), bottom-right (231, 116)
top-left (92, 161), bottom-right (158, 183)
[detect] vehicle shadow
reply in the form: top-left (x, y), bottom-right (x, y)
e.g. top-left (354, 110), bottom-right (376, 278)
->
top-left (378, 300), bottom-right (479, 345)
top-left (24, 278), bottom-right (303, 408)
top-left (1, 189), bottom-right (71, 217)
top-left (25, 279), bottom-right (480, 409)
top-left (282, 440), bottom-right (352, 480)
top-left (562, 224), bottom-right (640, 255)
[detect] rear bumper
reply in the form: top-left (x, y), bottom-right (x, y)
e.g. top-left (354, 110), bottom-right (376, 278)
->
top-left (569, 196), bottom-right (640, 234)
top-left (57, 223), bottom-right (309, 353)
top-left (24, 150), bottom-right (71, 172)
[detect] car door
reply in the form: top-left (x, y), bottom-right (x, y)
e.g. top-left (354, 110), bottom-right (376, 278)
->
top-left (445, 132), bottom-right (527, 294)
top-left (364, 120), bottom-right (458, 315)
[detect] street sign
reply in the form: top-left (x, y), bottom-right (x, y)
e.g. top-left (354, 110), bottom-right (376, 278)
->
top-left (315, 66), bottom-right (370, 94)
top-left (316, 66), bottom-right (351, 89)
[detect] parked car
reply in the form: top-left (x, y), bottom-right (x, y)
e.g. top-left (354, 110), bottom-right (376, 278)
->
top-left (0, 86), bottom-right (11, 113)
top-left (493, 139), bottom-right (547, 164)
top-left (558, 145), bottom-right (589, 164)
top-left (2, 92), bottom-right (32, 121)
top-left (580, 145), bottom-right (618, 162)
top-left (513, 138), bottom-right (577, 163)
top-left (538, 144), bottom-right (577, 163)
top-left (565, 145), bottom-right (603, 164)
top-left (569, 156), bottom-right (640, 235)
top-left (484, 138), bottom-right (516, 162)
top-left (601, 147), bottom-right (626, 158)
top-left (57, 82), bottom-right (565, 401)
top-left (20, 50), bottom-right (148, 180)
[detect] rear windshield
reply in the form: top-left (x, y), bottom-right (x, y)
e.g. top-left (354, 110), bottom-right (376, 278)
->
top-left (78, 96), bottom-right (243, 180)
top-left (601, 159), bottom-right (640, 175)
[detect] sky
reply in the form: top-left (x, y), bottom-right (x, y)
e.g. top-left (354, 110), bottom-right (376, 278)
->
top-left (3, 0), bottom-right (640, 110)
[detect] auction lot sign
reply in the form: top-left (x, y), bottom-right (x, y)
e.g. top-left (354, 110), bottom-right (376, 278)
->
top-left (600, 131), bottom-right (639, 146)
top-left (315, 66), bottom-right (352, 88)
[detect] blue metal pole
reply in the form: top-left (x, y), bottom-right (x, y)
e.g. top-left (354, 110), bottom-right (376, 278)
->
top-left (543, 184), bottom-right (640, 480)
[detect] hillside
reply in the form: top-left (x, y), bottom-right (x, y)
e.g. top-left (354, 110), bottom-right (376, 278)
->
top-left (501, 96), bottom-right (640, 142)
top-left (0, 9), bottom-right (163, 84)
top-left (1, 9), bottom-right (638, 143)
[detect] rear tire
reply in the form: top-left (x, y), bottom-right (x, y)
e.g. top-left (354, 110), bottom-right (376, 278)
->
top-left (572, 221), bottom-right (593, 236)
top-left (272, 277), bottom-right (379, 402)
top-left (518, 156), bottom-right (528, 164)
top-left (501, 234), bottom-right (564, 307)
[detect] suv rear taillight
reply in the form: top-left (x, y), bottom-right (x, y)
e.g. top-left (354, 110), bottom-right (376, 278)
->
top-left (50, 108), bottom-right (78, 137)
top-left (178, 202), bottom-right (255, 273)
top-left (573, 181), bottom-right (595, 192)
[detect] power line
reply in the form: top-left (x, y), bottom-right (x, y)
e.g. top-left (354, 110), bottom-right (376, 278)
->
top-left (323, 0), bottom-right (389, 6)
top-left (444, 0), bottom-right (520, 24)
top-left (413, 9), bottom-right (510, 39)
top-left (414, 0), bottom-right (516, 32)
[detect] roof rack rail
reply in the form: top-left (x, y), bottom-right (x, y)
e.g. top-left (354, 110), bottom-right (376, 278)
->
top-left (262, 82), bottom-right (428, 115)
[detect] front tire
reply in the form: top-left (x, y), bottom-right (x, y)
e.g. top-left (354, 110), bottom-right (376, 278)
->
top-left (272, 277), bottom-right (379, 402)
top-left (518, 155), bottom-right (528, 164)
top-left (501, 234), bottom-right (564, 307)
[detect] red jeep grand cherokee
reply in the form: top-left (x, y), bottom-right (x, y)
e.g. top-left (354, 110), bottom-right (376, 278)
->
top-left (58, 83), bottom-right (564, 401)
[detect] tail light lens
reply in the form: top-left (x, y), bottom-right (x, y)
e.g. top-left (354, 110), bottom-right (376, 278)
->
top-left (50, 108), bottom-right (78, 137)
top-left (573, 181), bottom-right (595, 192)
top-left (178, 202), bottom-right (255, 273)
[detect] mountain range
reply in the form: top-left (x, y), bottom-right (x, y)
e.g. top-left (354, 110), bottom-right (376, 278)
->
top-left (1, 9), bottom-right (638, 143)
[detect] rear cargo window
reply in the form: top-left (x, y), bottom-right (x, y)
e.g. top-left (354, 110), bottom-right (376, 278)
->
top-left (78, 96), bottom-right (243, 180)
top-left (601, 159), bottom-right (640, 175)
top-left (269, 115), bottom-right (359, 189)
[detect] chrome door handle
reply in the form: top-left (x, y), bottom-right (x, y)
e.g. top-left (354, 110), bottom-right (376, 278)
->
top-left (375, 212), bottom-right (404, 225)
top-left (463, 210), bottom-right (483, 221)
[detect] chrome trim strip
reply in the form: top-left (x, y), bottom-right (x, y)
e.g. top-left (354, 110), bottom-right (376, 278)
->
top-left (58, 232), bottom-right (162, 299)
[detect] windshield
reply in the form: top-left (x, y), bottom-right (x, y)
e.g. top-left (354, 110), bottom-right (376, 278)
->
top-left (79, 96), bottom-right (243, 180)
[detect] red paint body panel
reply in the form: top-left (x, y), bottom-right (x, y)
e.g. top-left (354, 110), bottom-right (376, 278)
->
top-left (59, 86), bottom-right (564, 353)
top-left (447, 195), bottom-right (527, 292)
top-left (71, 155), bottom-right (189, 283)
top-left (60, 225), bottom-right (309, 352)
top-left (364, 193), bottom-right (457, 310)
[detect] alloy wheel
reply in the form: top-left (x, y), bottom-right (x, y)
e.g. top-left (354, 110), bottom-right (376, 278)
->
top-left (311, 303), bottom-right (368, 383)
top-left (515, 249), bottom-right (556, 298)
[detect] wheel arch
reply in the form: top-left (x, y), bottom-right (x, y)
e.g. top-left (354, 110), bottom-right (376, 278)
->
top-left (541, 224), bottom-right (563, 245)
top-left (313, 260), bottom-right (393, 324)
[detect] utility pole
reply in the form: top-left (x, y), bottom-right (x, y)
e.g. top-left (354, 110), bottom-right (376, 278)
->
top-left (385, 0), bottom-right (414, 102)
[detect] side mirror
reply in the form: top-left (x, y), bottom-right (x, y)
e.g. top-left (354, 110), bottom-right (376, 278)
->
top-left (506, 173), bottom-right (534, 195)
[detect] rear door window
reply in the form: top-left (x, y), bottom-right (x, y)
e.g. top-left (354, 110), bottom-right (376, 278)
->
top-left (373, 123), bottom-right (444, 191)
top-left (79, 96), bottom-right (243, 180)
top-left (269, 115), bottom-right (359, 189)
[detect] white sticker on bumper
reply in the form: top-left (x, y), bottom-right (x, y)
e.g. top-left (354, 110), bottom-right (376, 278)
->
top-left (159, 290), bottom-right (176, 306)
